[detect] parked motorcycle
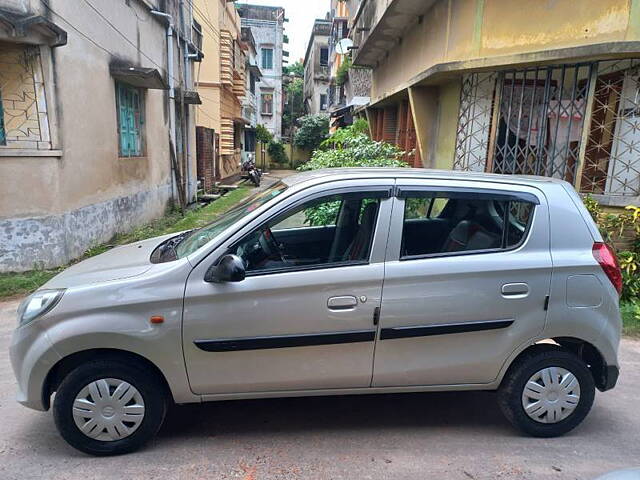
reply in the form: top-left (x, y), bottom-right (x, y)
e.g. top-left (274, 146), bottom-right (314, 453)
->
top-left (240, 154), bottom-right (262, 187)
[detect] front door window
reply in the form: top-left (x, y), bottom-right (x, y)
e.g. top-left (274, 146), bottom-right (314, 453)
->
top-left (228, 192), bottom-right (382, 274)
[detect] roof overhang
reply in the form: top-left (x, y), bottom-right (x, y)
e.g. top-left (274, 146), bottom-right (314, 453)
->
top-left (110, 66), bottom-right (168, 90)
top-left (352, 0), bottom-right (437, 68)
top-left (330, 96), bottom-right (370, 116)
top-left (248, 63), bottom-right (262, 78)
top-left (0, 10), bottom-right (67, 47)
top-left (182, 90), bottom-right (202, 105)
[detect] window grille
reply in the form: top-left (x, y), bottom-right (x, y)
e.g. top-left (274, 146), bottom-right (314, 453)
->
top-left (453, 72), bottom-right (497, 172)
top-left (454, 60), bottom-right (640, 197)
top-left (581, 59), bottom-right (640, 196)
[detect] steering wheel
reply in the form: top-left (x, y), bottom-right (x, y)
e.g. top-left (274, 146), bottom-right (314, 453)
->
top-left (258, 227), bottom-right (284, 262)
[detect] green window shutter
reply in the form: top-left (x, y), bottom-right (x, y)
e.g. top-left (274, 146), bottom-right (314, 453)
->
top-left (116, 82), bottom-right (143, 156)
top-left (0, 89), bottom-right (6, 145)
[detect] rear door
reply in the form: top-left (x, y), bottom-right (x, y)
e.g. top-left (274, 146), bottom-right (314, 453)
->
top-left (372, 179), bottom-right (551, 387)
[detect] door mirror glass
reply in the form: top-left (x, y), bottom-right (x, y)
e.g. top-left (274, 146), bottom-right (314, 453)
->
top-left (205, 254), bottom-right (246, 283)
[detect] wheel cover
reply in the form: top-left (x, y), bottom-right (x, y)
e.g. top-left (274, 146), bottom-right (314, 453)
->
top-left (521, 367), bottom-right (581, 424)
top-left (72, 378), bottom-right (145, 441)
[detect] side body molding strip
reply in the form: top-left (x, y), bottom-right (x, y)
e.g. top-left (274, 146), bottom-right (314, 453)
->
top-left (194, 329), bottom-right (376, 352)
top-left (379, 319), bottom-right (514, 340)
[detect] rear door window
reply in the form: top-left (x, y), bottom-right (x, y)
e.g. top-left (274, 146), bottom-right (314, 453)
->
top-left (400, 190), bottom-right (536, 259)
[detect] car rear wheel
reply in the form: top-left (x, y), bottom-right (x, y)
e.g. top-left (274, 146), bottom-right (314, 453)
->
top-left (498, 347), bottom-right (595, 437)
top-left (53, 359), bottom-right (167, 456)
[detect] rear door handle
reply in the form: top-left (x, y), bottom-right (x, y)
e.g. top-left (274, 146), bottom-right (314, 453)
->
top-left (328, 295), bottom-right (358, 310)
top-left (501, 283), bottom-right (529, 296)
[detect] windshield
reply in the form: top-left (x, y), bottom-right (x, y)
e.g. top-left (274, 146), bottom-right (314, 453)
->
top-left (174, 182), bottom-right (288, 258)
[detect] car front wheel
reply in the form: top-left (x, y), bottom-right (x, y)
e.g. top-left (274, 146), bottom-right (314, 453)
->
top-left (53, 359), bottom-right (167, 456)
top-left (498, 347), bottom-right (595, 437)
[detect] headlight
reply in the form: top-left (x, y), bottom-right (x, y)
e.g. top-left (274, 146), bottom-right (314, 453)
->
top-left (17, 289), bottom-right (65, 327)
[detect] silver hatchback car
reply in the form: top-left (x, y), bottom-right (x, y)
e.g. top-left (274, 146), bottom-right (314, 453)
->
top-left (10, 168), bottom-right (622, 455)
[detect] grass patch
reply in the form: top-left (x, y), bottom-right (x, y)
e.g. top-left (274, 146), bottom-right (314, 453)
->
top-left (621, 301), bottom-right (640, 337)
top-left (0, 186), bottom-right (253, 300)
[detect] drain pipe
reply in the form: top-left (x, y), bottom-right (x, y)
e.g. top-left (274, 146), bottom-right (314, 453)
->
top-left (151, 10), bottom-right (179, 206)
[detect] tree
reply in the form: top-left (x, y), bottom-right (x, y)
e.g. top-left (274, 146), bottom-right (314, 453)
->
top-left (282, 77), bottom-right (304, 138)
top-left (255, 124), bottom-right (273, 144)
top-left (283, 60), bottom-right (304, 77)
top-left (293, 114), bottom-right (329, 151)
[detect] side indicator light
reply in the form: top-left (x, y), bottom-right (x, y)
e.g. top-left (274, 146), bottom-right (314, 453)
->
top-left (150, 316), bottom-right (165, 324)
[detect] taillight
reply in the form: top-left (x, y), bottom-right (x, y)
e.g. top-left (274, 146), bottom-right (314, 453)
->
top-left (592, 242), bottom-right (623, 295)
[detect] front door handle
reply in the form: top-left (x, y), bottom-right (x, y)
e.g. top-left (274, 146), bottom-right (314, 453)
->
top-left (328, 295), bottom-right (358, 310)
top-left (501, 282), bottom-right (529, 297)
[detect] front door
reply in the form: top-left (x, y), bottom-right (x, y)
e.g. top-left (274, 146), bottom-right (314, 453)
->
top-left (183, 184), bottom-right (393, 395)
top-left (373, 180), bottom-right (552, 387)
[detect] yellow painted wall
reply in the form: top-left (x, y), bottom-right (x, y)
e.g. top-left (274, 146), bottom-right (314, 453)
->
top-left (370, 0), bottom-right (637, 101)
top-left (195, 0), bottom-right (243, 132)
top-left (433, 81), bottom-right (461, 170)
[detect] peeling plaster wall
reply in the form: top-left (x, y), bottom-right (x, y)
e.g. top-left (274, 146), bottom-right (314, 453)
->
top-left (0, 183), bottom-right (171, 272)
top-left (0, 0), bottom-right (177, 272)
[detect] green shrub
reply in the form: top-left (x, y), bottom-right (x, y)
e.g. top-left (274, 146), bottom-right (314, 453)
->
top-left (336, 56), bottom-right (351, 86)
top-left (298, 122), bottom-right (407, 224)
top-left (300, 133), bottom-right (407, 171)
top-left (267, 140), bottom-right (288, 165)
top-left (293, 114), bottom-right (329, 151)
top-left (584, 196), bottom-right (640, 301)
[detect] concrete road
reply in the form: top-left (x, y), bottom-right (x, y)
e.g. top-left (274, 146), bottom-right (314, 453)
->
top-left (0, 297), bottom-right (638, 480)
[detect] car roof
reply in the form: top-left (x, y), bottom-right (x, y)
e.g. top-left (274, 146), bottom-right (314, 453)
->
top-left (282, 168), bottom-right (566, 189)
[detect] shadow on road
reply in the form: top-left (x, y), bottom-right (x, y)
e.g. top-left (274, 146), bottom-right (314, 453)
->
top-left (159, 390), bottom-right (512, 439)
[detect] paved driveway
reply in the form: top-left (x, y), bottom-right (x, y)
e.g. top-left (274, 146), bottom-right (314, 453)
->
top-left (1, 297), bottom-right (638, 479)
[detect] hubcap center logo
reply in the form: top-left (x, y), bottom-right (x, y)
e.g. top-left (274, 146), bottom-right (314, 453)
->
top-left (102, 405), bottom-right (116, 418)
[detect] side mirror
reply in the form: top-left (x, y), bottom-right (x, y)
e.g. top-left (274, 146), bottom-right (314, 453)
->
top-left (204, 254), bottom-right (246, 283)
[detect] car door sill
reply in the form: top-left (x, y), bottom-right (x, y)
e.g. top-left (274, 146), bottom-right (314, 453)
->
top-left (198, 382), bottom-right (499, 402)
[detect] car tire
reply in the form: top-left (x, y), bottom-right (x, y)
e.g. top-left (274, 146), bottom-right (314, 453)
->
top-left (53, 358), bottom-right (168, 456)
top-left (498, 346), bottom-right (595, 437)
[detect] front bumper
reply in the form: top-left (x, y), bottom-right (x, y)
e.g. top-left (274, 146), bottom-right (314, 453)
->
top-left (10, 322), bottom-right (61, 411)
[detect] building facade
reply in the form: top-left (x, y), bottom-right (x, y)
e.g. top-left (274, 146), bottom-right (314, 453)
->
top-left (303, 18), bottom-right (331, 115)
top-left (238, 4), bottom-right (285, 139)
top-left (241, 26), bottom-right (261, 166)
top-left (0, 0), bottom-right (199, 272)
top-left (326, 0), bottom-right (371, 129)
top-left (194, 0), bottom-right (247, 189)
top-left (348, 0), bottom-right (640, 205)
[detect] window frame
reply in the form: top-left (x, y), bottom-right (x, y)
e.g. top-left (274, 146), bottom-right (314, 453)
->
top-left (397, 187), bottom-right (539, 262)
top-left (319, 47), bottom-right (329, 67)
top-left (224, 186), bottom-right (392, 277)
top-left (320, 93), bottom-right (327, 111)
top-left (261, 47), bottom-right (274, 70)
top-left (260, 91), bottom-right (274, 115)
top-left (115, 81), bottom-right (145, 158)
